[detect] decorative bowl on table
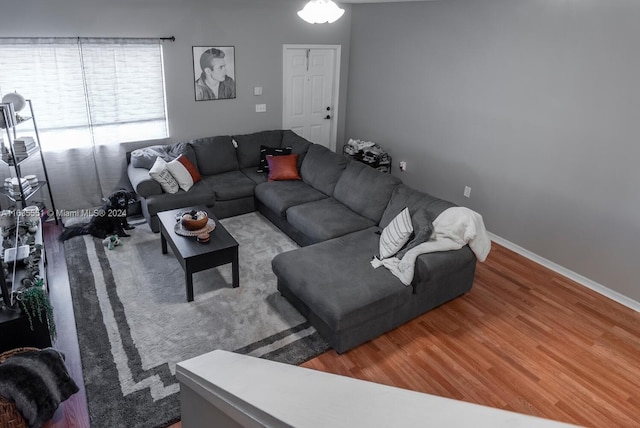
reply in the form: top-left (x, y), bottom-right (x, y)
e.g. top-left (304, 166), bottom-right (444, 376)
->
top-left (181, 210), bottom-right (209, 231)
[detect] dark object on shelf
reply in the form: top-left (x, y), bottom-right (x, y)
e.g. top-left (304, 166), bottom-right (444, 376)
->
top-left (0, 305), bottom-right (51, 353)
top-left (343, 139), bottom-right (392, 173)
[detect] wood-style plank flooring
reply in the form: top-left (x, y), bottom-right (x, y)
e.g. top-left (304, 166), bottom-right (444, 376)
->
top-left (43, 221), bottom-right (89, 428)
top-left (43, 222), bottom-right (640, 428)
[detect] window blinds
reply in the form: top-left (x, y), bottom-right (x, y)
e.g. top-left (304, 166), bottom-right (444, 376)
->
top-left (0, 37), bottom-right (168, 150)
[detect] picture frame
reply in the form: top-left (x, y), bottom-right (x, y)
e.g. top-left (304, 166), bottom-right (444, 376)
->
top-left (192, 46), bottom-right (236, 101)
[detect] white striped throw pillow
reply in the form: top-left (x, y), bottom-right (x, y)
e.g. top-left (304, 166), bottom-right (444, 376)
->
top-left (379, 207), bottom-right (413, 259)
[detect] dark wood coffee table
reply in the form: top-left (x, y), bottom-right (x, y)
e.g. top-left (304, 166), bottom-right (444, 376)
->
top-left (157, 206), bottom-right (239, 302)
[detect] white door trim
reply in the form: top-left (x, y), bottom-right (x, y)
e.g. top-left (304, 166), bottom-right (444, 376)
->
top-left (282, 44), bottom-right (341, 152)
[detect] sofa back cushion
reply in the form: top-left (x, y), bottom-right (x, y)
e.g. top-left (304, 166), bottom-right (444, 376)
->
top-left (281, 130), bottom-right (312, 168)
top-left (333, 161), bottom-right (402, 223)
top-left (234, 130), bottom-right (283, 169)
top-left (379, 184), bottom-right (456, 229)
top-left (300, 144), bottom-right (349, 196)
top-left (190, 135), bottom-right (239, 175)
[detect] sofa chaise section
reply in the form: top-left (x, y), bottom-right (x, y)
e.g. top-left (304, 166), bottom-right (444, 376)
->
top-left (272, 180), bottom-right (478, 353)
top-left (272, 228), bottom-right (411, 353)
top-left (272, 224), bottom-right (475, 353)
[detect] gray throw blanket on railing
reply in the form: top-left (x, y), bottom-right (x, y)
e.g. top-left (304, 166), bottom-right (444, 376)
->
top-left (0, 348), bottom-right (79, 428)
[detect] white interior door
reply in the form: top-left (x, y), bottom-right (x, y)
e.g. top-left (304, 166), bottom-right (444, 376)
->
top-left (283, 45), bottom-right (340, 151)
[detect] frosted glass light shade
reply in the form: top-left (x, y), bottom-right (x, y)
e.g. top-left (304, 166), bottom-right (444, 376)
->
top-left (298, 0), bottom-right (345, 24)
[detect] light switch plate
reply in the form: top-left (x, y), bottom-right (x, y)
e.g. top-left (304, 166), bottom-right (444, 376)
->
top-left (254, 86), bottom-right (263, 96)
top-left (255, 104), bottom-right (266, 113)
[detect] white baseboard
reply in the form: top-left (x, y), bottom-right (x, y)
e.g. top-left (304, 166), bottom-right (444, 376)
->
top-left (488, 232), bottom-right (640, 314)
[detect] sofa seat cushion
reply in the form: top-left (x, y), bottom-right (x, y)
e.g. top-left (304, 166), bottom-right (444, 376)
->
top-left (286, 198), bottom-right (376, 243)
top-left (333, 161), bottom-right (401, 223)
top-left (300, 144), bottom-right (349, 196)
top-left (255, 181), bottom-right (327, 217)
top-left (202, 171), bottom-right (256, 201)
top-left (272, 227), bottom-right (413, 331)
top-left (143, 180), bottom-right (216, 216)
top-left (241, 168), bottom-right (268, 185)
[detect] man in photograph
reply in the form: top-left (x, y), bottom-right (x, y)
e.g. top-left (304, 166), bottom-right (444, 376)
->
top-left (195, 48), bottom-right (236, 100)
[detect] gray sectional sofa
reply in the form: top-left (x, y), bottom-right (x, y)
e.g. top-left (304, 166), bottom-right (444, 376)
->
top-left (127, 130), bottom-right (478, 353)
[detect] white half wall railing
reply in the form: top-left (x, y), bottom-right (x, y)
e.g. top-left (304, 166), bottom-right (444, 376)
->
top-left (176, 349), bottom-right (580, 428)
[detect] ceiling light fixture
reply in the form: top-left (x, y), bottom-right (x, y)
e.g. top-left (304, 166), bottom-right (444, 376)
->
top-left (298, 0), bottom-right (345, 24)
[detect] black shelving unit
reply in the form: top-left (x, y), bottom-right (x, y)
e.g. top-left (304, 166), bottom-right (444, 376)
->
top-left (0, 99), bottom-right (54, 349)
top-left (0, 99), bottom-right (58, 224)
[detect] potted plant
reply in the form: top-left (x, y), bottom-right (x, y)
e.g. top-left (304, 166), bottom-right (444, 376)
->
top-left (17, 277), bottom-right (56, 341)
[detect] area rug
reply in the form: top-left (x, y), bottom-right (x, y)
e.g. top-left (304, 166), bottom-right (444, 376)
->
top-left (64, 212), bottom-right (329, 428)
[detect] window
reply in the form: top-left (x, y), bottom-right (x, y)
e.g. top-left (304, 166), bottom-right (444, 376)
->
top-left (0, 38), bottom-right (168, 150)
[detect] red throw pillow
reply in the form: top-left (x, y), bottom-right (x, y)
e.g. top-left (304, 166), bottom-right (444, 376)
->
top-left (177, 154), bottom-right (202, 183)
top-left (267, 154), bottom-right (300, 181)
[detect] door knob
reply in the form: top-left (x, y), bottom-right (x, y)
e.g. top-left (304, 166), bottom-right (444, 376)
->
top-left (324, 115), bottom-right (331, 120)
top-left (326, 107), bottom-right (331, 111)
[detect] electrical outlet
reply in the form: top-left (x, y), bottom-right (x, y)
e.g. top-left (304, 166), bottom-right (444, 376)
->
top-left (464, 186), bottom-right (471, 198)
top-left (399, 161), bottom-right (407, 171)
top-left (255, 104), bottom-right (266, 112)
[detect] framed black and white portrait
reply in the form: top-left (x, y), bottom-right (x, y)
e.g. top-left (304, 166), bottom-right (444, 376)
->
top-left (192, 46), bottom-right (236, 101)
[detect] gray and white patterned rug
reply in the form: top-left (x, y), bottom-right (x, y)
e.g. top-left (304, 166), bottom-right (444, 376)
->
top-left (64, 212), bottom-right (329, 428)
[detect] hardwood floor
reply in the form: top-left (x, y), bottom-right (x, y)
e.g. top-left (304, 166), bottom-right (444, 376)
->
top-left (43, 221), bottom-right (90, 428)
top-left (43, 222), bottom-right (640, 428)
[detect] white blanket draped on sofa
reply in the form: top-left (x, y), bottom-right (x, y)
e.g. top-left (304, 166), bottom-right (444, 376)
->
top-left (372, 207), bottom-right (492, 286)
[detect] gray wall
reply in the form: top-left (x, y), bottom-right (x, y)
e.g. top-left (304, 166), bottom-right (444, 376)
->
top-left (0, 0), bottom-right (351, 208)
top-left (346, 0), bottom-right (640, 302)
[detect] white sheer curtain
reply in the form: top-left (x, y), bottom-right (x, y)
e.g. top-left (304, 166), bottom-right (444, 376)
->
top-left (0, 37), bottom-right (168, 211)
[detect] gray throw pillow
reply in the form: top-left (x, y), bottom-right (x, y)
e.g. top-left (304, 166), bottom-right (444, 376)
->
top-left (396, 209), bottom-right (434, 259)
top-left (130, 142), bottom-right (197, 170)
top-left (130, 146), bottom-right (170, 169)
